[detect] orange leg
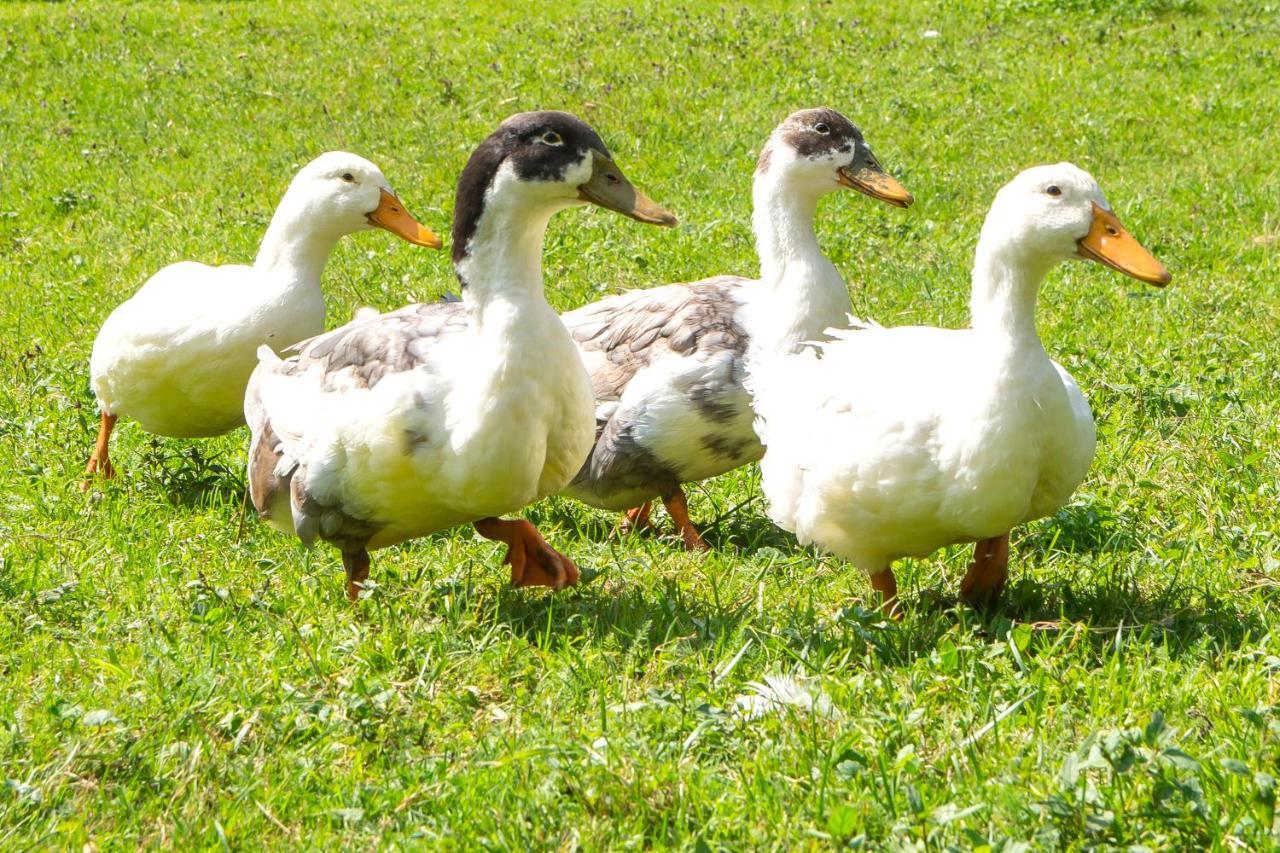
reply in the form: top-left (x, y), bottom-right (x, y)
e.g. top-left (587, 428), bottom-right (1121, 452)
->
top-left (662, 488), bottom-right (709, 552)
top-left (621, 501), bottom-right (655, 533)
top-left (474, 517), bottom-right (580, 590)
top-left (870, 568), bottom-right (902, 620)
top-left (343, 548), bottom-right (371, 601)
top-left (80, 412), bottom-right (118, 491)
top-left (959, 533), bottom-right (1011, 608)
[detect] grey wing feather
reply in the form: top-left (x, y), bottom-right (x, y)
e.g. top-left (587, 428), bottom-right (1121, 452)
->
top-left (563, 275), bottom-right (751, 402)
top-left (245, 301), bottom-right (469, 549)
top-left (282, 301), bottom-right (468, 391)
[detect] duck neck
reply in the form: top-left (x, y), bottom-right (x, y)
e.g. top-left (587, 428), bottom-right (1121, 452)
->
top-left (968, 233), bottom-right (1052, 358)
top-left (253, 195), bottom-right (344, 289)
top-left (748, 176), bottom-right (848, 355)
top-left (454, 196), bottom-right (559, 330)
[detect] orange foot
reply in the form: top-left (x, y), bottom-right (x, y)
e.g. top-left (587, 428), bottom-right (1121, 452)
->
top-left (870, 568), bottom-right (903, 620)
top-left (959, 533), bottom-right (1010, 608)
top-left (342, 548), bottom-right (371, 601)
top-left (620, 501), bottom-right (656, 534)
top-left (80, 412), bottom-right (118, 492)
top-left (662, 489), bottom-right (709, 552)
top-left (474, 517), bottom-right (580, 590)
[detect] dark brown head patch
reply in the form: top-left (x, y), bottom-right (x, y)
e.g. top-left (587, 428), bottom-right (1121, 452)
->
top-left (776, 107), bottom-right (865, 161)
top-left (452, 111), bottom-right (612, 276)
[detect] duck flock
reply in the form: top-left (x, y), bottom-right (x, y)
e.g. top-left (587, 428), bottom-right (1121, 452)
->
top-left (85, 108), bottom-right (1170, 617)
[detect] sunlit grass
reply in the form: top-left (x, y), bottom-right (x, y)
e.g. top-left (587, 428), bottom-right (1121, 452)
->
top-left (1, 0), bottom-right (1277, 847)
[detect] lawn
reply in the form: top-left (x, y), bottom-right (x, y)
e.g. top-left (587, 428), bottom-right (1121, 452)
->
top-left (1, 0), bottom-right (1278, 848)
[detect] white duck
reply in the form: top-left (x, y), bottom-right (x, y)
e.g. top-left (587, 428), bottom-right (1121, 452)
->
top-left (750, 163), bottom-right (1170, 616)
top-left (561, 108), bottom-right (912, 549)
top-left (245, 112), bottom-right (676, 600)
top-left (84, 151), bottom-right (440, 487)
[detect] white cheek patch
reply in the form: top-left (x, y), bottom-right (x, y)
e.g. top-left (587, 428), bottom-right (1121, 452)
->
top-left (562, 151), bottom-right (594, 187)
top-left (767, 140), bottom-right (801, 170)
top-left (487, 160), bottom-right (523, 198)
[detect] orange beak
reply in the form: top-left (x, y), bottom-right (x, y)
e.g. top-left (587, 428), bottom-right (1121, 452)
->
top-left (1076, 202), bottom-right (1170, 286)
top-left (367, 189), bottom-right (443, 249)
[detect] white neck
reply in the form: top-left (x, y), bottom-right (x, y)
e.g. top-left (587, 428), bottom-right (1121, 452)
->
top-left (454, 194), bottom-right (562, 327)
top-left (253, 193), bottom-right (345, 287)
top-left (747, 172), bottom-right (850, 355)
top-left (968, 227), bottom-right (1055, 357)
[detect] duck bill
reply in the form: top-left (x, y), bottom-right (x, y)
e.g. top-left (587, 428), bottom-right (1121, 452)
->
top-left (836, 159), bottom-right (914, 208)
top-left (577, 152), bottom-right (678, 227)
top-left (368, 188), bottom-right (443, 249)
top-left (1076, 202), bottom-right (1170, 286)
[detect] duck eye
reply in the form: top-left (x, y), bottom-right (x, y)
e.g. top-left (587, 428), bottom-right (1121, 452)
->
top-left (1045, 185), bottom-right (1061, 197)
top-left (814, 122), bottom-right (831, 134)
top-left (341, 173), bottom-right (356, 183)
top-left (540, 130), bottom-right (564, 146)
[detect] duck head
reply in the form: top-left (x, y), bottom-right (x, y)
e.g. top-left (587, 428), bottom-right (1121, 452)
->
top-left (982, 162), bottom-right (1170, 286)
top-left (756, 108), bottom-right (913, 208)
top-left (451, 111), bottom-right (677, 269)
top-left (288, 151), bottom-right (442, 248)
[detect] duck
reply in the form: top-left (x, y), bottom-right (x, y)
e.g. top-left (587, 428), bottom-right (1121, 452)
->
top-left (244, 112), bottom-right (676, 600)
top-left (84, 152), bottom-right (441, 487)
top-left (748, 163), bottom-right (1171, 617)
top-left (559, 108), bottom-right (912, 550)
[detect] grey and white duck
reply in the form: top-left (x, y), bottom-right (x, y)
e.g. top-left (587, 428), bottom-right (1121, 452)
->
top-left (244, 112), bottom-right (676, 599)
top-left (559, 108), bottom-right (912, 549)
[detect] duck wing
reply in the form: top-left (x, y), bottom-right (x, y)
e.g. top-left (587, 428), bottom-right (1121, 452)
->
top-left (564, 275), bottom-right (751, 405)
top-left (245, 301), bottom-right (468, 548)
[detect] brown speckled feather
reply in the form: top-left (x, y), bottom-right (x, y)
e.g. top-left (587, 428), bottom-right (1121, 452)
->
top-left (246, 300), bottom-right (469, 549)
top-left (284, 301), bottom-right (468, 392)
top-left (561, 276), bottom-right (759, 508)
top-left (563, 275), bottom-right (750, 403)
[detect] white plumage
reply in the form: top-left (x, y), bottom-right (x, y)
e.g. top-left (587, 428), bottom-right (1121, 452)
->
top-left (84, 151), bottom-right (439, 482)
top-left (751, 163), bottom-right (1170, 614)
top-left (92, 259), bottom-right (329, 438)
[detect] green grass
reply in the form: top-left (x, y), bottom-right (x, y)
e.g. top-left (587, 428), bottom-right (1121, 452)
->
top-left (2, 0), bottom-right (1278, 847)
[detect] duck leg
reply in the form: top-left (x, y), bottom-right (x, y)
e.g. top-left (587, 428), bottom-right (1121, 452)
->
top-left (869, 568), bottom-right (902, 620)
top-left (620, 501), bottom-right (655, 533)
top-left (80, 412), bottom-right (118, 491)
top-left (662, 488), bottom-right (709, 552)
top-left (342, 548), bottom-right (371, 601)
top-left (959, 533), bottom-right (1010, 608)
top-left (474, 517), bottom-right (580, 590)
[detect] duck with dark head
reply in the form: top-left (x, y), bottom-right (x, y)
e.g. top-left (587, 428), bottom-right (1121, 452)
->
top-left (558, 107), bottom-right (912, 550)
top-left (245, 111), bottom-right (676, 600)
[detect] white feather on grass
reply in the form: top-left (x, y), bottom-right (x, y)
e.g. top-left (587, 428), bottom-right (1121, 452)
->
top-left (733, 674), bottom-right (842, 720)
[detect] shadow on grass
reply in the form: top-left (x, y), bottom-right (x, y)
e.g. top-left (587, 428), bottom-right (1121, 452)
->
top-left (906, 568), bottom-right (1266, 664)
top-left (1019, 498), bottom-right (1141, 560)
top-left (533, 494), bottom-right (800, 559)
top-left (135, 438), bottom-right (247, 509)
top-left (492, 572), bottom-right (755, 656)
top-left (290, 490), bottom-right (1257, 671)
top-left (479, 548), bottom-right (1266, 673)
